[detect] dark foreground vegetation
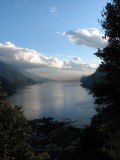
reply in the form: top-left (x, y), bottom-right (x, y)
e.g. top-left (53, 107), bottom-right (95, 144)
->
top-left (28, 118), bottom-right (81, 159)
top-left (0, 91), bottom-right (50, 160)
top-left (77, 0), bottom-right (120, 159)
top-left (0, 0), bottom-right (120, 159)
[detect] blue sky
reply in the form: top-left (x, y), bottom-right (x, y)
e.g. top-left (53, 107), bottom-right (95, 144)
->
top-left (0, 0), bottom-right (110, 80)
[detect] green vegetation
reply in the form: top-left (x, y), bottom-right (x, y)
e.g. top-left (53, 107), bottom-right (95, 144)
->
top-left (0, 86), bottom-right (50, 160)
top-left (77, 0), bottom-right (120, 159)
top-left (28, 118), bottom-right (81, 159)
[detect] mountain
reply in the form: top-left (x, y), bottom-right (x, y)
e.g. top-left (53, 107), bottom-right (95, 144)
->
top-left (17, 68), bottom-right (51, 83)
top-left (80, 67), bottom-right (104, 89)
top-left (0, 61), bottom-right (36, 87)
top-left (0, 76), bottom-right (16, 95)
top-left (0, 61), bottom-right (51, 95)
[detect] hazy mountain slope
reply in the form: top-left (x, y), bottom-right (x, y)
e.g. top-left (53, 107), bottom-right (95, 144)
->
top-left (0, 61), bottom-right (51, 84)
top-left (80, 67), bottom-right (104, 89)
top-left (17, 69), bottom-right (52, 83)
top-left (0, 61), bottom-right (36, 87)
top-left (0, 61), bottom-right (52, 95)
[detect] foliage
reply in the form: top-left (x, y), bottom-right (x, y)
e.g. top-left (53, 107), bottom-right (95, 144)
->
top-left (92, 0), bottom-right (120, 158)
top-left (0, 84), bottom-right (50, 160)
top-left (92, 0), bottom-right (120, 110)
top-left (77, 0), bottom-right (120, 159)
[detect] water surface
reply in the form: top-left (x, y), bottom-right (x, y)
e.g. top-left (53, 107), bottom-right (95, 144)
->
top-left (9, 81), bottom-right (96, 127)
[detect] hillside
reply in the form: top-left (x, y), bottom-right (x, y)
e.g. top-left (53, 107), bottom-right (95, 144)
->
top-left (80, 67), bottom-right (104, 89)
top-left (0, 76), bottom-right (16, 95)
top-left (0, 61), bottom-right (51, 95)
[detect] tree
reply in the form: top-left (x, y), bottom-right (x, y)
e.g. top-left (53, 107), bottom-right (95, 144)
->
top-left (0, 84), bottom-right (50, 160)
top-left (90, 0), bottom-right (120, 159)
top-left (77, 1), bottom-right (120, 160)
top-left (92, 0), bottom-right (120, 111)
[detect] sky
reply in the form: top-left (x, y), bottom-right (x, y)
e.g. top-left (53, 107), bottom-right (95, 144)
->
top-left (0, 0), bottom-right (110, 80)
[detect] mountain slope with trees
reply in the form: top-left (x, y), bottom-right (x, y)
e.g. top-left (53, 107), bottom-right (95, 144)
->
top-left (80, 66), bottom-right (104, 89)
top-left (0, 61), bottom-right (51, 95)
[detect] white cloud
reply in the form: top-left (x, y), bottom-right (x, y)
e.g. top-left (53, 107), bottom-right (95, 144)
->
top-left (66, 57), bottom-right (99, 71)
top-left (50, 6), bottom-right (57, 16)
top-left (1, 41), bottom-right (16, 48)
top-left (56, 32), bottom-right (66, 36)
top-left (0, 42), bottom-right (64, 69)
top-left (58, 28), bottom-right (108, 49)
top-left (0, 42), bottom-right (99, 71)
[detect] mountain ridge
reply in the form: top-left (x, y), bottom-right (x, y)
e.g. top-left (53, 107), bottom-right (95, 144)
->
top-left (0, 61), bottom-right (52, 95)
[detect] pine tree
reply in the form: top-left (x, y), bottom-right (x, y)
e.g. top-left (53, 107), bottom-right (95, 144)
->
top-left (92, 0), bottom-right (120, 111)
top-left (78, 1), bottom-right (120, 159)
top-left (90, 0), bottom-right (120, 159)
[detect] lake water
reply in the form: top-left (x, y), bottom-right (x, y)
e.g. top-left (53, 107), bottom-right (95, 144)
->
top-left (9, 81), bottom-right (96, 127)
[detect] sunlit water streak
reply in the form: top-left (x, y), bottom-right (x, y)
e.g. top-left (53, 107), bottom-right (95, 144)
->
top-left (9, 81), bottom-right (96, 127)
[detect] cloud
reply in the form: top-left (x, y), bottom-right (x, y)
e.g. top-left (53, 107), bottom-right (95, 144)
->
top-left (14, 0), bottom-right (30, 8)
top-left (56, 32), bottom-right (66, 36)
top-left (0, 42), bottom-right (99, 71)
top-left (0, 42), bottom-right (64, 69)
top-left (65, 57), bottom-right (99, 71)
top-left (50, 6), bottom-right (57, 16)
top-left (58, 28), bottom-right (108, 49)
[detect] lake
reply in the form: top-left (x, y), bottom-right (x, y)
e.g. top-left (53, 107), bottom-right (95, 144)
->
top-left (9, 81), bottom-right (96, 127)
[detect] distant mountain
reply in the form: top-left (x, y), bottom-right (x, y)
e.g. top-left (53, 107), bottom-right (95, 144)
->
top-left (80, 67), bottom-right (104, 89)
top-left (0, 61), bottom-right (51, 95)
top-left (17, 68), bottom-right (51, 83)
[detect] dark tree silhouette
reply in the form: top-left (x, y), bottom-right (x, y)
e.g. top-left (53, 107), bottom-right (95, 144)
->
top-left (92, 0), bottom-right (120, 111)
top-left (78, 1), bottom-right (120, 160)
